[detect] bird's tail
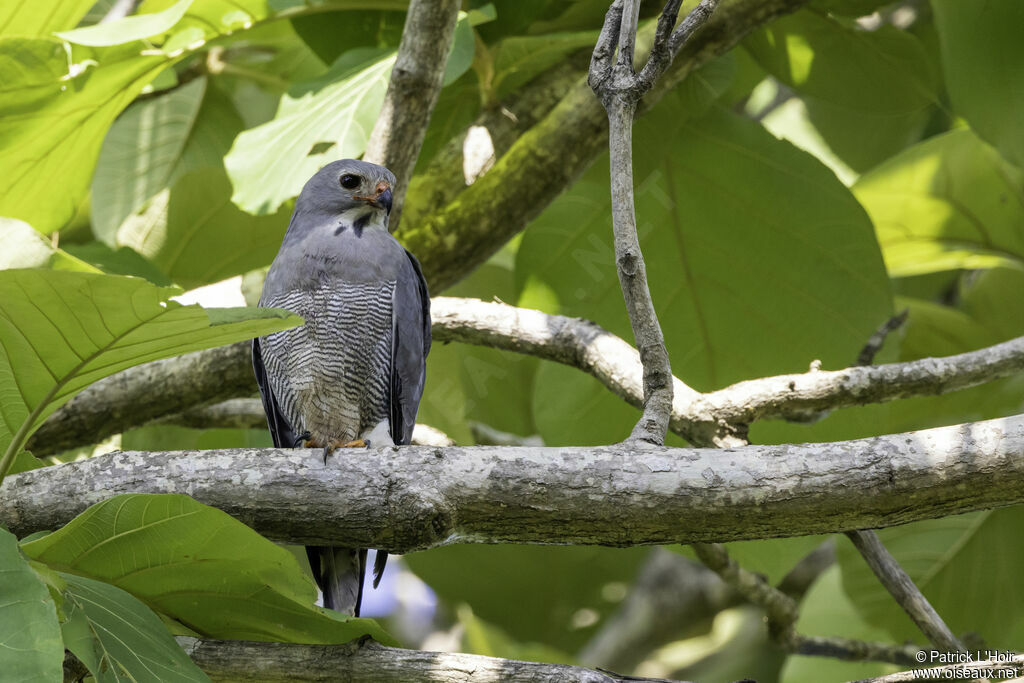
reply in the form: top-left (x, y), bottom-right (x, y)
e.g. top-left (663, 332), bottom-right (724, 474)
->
top-left (307, 546), bottom-right (389, 616)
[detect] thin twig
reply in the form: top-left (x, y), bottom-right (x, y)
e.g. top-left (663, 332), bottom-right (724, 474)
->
top-left (856, 309), bottom-right (909, 367)
top-left (845, 530), bottom-right (965, 653)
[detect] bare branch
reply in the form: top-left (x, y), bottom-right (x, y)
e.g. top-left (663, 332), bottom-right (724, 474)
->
top-left (845, 530), bottom-right (965, 653)
top-left (363, 0), bottom-right (461, 230)
top-left (588, 0), bottom-right (624, 92)
top-left (588, 0), bottom-right (723, 444)
top-left (179, 637), bottom-right (693, 683)
top-left (856, 309), bottom-right (909, 367)
top-left (617, 0), bottom-right (642, 71)
top-left (638, 0), bottom-right (721, 91)
top-left (28, 342), bottom-right (253, 456)
top-left (693, 542), bottom-right (921, 667)
top-left (29, 299), bottom-right (1024, 455)
top-left (5, 415), bottom-right (1022, 549)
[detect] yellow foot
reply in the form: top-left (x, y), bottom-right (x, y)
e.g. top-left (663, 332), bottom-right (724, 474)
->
top-left (316, 439), bottom-right (368, 464)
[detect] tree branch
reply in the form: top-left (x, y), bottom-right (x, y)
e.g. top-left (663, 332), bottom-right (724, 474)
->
top-left (179, 637), bottom-right (692, 683)
top-left (28, 298), bottom-right (1024, 455)
top-left (588, 0), bottom-right (720, 444)
top-left (5, 415), bottom-right (1022, 548)
top-left (844, 529), bottom-right (965, 653)
top-left (363, 0), bottom-right (461, 230)
top-left (692, 542), bottom-right (921, 667)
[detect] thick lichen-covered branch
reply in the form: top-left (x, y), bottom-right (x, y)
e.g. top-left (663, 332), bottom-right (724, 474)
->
top-left (5, 415), bottom-right (1022, 549)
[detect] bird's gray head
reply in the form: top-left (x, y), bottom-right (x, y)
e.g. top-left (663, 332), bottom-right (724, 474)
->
top-left (293, 159), bottom-right (397, 233)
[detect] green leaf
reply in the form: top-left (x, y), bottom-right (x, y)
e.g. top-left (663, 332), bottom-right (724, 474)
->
top-left (91, 77), bottom-right (208, 244)
top-left (442, 12), bottom-right (475, 87)
top-left (853, 128), bottom-right (1024, 277)
top-left (61, 241), bottom-right (175, 285)
top-left (0, 269), bottom-right (301, 480)
top-left (0, 527), bottom-right (63, 683)
top-left (59, 572), bottom-right (210, 682)
top-left (226, 48), bottom-right (395, 215)
top-left (516, 103), bottom-right (892, 445)
top-left (491, 29), bottom-right (598, 99)
top-left (406, 545), bottom-right (648, 654)
top-left (0, 37), bottom-right (169, 233)
top-left (456, 604), bottom-right (575, 665)
top-left (0, 0), bottom-right (279, 233)
top-left (0, 217), bottom-right (100, 271)
top-left (291, 7), bottom-right (405, 65)
top-left (744, 9), bottom-right (938, 171)
top-left (0, 0), bottom-right (95, 38)
top-left (933, 0), bottom-right (1024, 168)
top-left (116, 166), bottom-right (291, 289)
top-left (838, 507), bottom-right (1024, 648)
top-left (22, 494), bottom-right (395, 645)
top-left (56, 0), bottom-right (194, 47)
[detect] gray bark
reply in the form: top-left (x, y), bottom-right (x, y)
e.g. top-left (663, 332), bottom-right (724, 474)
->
top-left (179, 637), bottom-right (691, 682)
top-left (4, 415), bottom-right (1021, 549)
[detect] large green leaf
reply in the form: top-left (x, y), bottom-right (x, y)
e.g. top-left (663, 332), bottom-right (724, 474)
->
top-left (744, 9), bottom-right (938, 171)
top-left (933, 0), bottom-right (1024, 168)
top-left (516, 103), bottom-right (893, 445)
top-left (116, 167), bottom-right (291, 289)
top-left (55, 0), bottom-right (194, 47)
top-left (405, 545), bottom-right (649, 653)
top-left (22, 494), bottom-right (395, 645)
top-left (838, 506), bottom-right (1024, 648)
top-left (0, 527), bottom-right (63, 683)
top-left (59, 572), bottom-right (210, 682)
top-left (226, 48), bottom-right (396, 215)
top-left (853, 128), bottom-right (1024, 277)
top-left (0, 0), bottom-right (94, 38)
top-left (0, 0), bottom-right (280, 234)
top-left (91, 77), bottom-right (208, 244)
top-left (0, 269), bottom-right (300, 479)
top-left (0, 37), bottom-right (168, 234)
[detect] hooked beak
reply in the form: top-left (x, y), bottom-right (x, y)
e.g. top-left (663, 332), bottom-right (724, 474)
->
top-left (376, 186), bottom-right (393, 213)
top-left (356, 181), bottom-right (393, 213)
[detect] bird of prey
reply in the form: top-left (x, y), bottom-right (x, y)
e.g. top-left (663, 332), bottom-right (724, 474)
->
top-left (252, 159), bottom-right (431, 616)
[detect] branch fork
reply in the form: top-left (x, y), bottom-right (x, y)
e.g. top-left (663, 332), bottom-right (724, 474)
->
top-left (589, 0), bottom-right (720, 445)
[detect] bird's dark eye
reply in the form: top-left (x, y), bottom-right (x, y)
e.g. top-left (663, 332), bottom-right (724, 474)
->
top-left (339, 174), bottom-right (360, 190)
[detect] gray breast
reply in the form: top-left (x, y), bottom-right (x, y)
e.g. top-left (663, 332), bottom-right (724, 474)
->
top-left (259, 279), bottom-right (396, 443)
